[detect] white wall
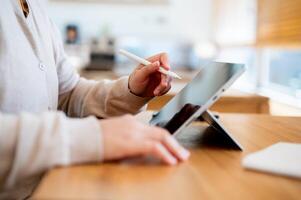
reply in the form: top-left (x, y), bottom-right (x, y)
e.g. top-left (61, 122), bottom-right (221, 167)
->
top-left (48, 0), bottom-right (213, 43)
top-left (213, 0), bottom-right (257, 45)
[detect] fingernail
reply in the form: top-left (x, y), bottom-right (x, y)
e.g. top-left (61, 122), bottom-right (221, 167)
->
top-left (169, 157), bottom-right (177, 165)
top-left (180, 149), bottom-right (190, 160)
top-left (168, 137), bottom-right (189, 160)
top-left (153, 61), bottom-right (160, 66)
top-left (169, 136), bottom-right (180, 146)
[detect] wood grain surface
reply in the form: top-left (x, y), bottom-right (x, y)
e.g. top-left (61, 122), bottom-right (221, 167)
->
top-left (257, 0), bottom-right (301, 46)
top-left (33, 114), bottom-right (301, 200)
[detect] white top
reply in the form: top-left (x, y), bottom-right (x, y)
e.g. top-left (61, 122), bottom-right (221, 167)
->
top-left (0, 0), bottom-right (148, 198)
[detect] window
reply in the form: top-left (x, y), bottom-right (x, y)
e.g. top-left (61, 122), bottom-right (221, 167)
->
top-left (215, 47), bottom-right (301, 107)
top-left (215, 47), bottom-right (257, 90)
top-left (266, 49), bottom-right (301, 98)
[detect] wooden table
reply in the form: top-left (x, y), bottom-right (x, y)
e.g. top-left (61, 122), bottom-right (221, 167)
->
top-left (33, 114), bottom-right (301, 200)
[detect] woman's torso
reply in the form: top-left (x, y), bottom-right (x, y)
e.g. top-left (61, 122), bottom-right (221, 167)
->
top-left (0, 0), bottom-right (59, 113)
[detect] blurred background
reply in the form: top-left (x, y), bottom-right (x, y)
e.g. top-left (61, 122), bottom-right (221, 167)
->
top-left (48, 0), bottom-right (301, 116)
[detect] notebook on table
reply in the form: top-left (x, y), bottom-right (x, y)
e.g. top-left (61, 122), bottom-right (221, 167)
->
top-left (242, 142), bottom-right (301, 179)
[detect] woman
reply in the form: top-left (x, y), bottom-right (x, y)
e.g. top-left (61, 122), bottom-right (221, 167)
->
top-left (0, 0), bottom-right (190, 198)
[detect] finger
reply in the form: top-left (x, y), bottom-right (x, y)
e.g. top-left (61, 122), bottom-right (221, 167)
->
top-left (154, 74), bottom-right (169, 96)
top-left (143, 141), bottom-right (178, 165)
top-left (158, 76), bottom-right (172, 96)
top-left (146, 53), bottom-right (170, 70)
top-left (159, 53), bottom-right (170, 70)
top-left (158, 84), bottom-right (171, 96)
top-left (146, 127), bottom-right (190, 161)
top-left (138, 61), bottom-right (160, 80)
top-left (135, 64), bottom-right (145, 70)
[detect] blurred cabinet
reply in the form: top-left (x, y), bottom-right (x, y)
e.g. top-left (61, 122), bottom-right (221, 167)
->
top-left (80, 70), bottom-right (270, 114)
top-left (148, 90), bottom-right (270, 114)
top-left (81, 71), bottom-right (270, 114)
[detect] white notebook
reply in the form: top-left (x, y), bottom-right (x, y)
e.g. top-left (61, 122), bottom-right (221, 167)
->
top-left (242, 142), bottom-right (301, 179)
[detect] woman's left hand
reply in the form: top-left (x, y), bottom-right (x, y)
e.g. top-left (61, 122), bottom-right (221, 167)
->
top-left (128, 53), bottom-right (172, 98)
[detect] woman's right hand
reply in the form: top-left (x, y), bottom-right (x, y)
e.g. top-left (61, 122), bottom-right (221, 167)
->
top-left (100, 115), bottom-right (190, 165)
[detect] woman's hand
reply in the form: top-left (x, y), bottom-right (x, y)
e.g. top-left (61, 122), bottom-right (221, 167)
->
top-left (100, 115), bottom-right (190, 165)
top-left (128, 53), bottom-right (172, 97)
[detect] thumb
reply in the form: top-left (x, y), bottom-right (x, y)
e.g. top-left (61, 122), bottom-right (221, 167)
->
top-left (138, 61), bottom-right (160, 79)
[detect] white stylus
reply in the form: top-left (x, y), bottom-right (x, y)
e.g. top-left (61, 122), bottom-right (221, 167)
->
top-left (119, 49), bottom-right (182, 79)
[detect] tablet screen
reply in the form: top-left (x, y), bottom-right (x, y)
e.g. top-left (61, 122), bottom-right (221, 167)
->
top-left (149, 62), bottom-right (244, 134)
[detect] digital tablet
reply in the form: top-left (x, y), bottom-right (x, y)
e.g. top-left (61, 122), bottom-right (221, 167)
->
top-left (149, 62), bottom-right (245, 136)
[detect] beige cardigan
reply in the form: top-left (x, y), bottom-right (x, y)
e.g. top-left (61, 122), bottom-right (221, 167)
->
top-left (0, 0), bottom-right (148, 198)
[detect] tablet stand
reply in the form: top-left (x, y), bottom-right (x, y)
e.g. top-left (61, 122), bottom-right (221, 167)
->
top-left (196, 110), bottom-right (243, 150)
